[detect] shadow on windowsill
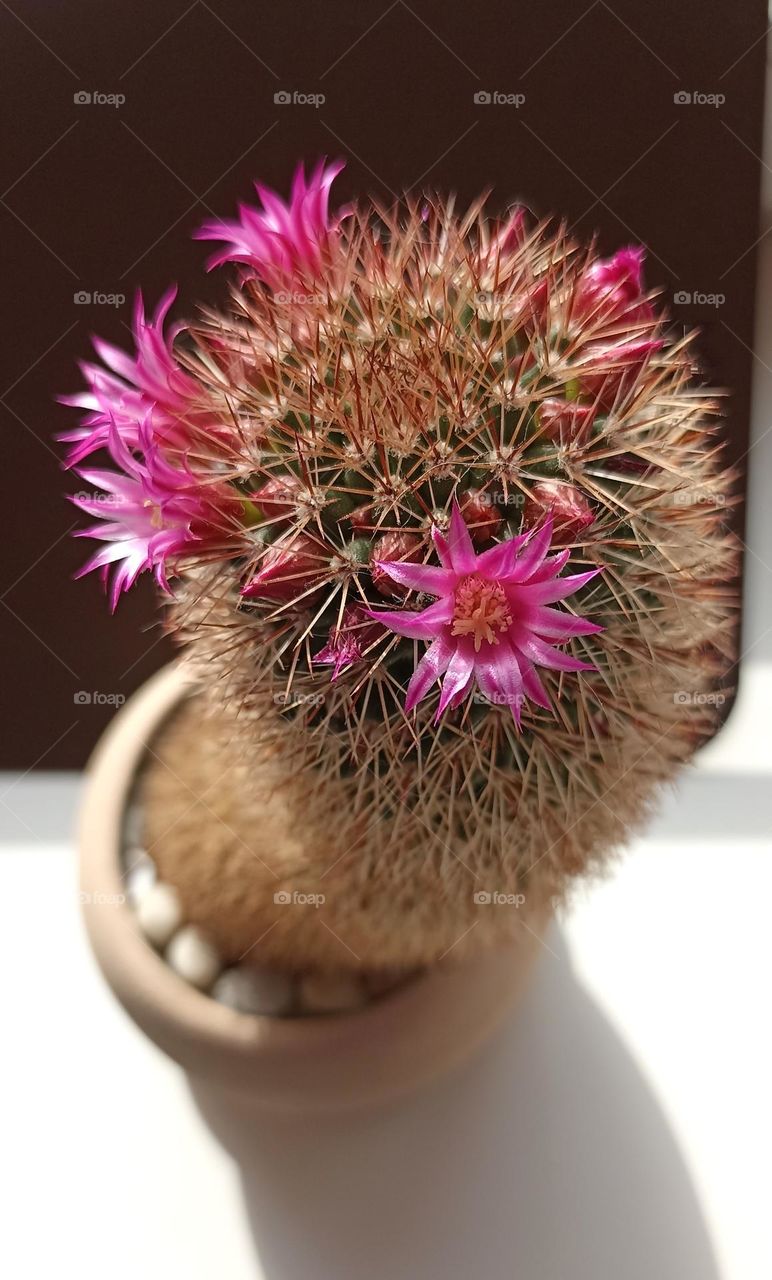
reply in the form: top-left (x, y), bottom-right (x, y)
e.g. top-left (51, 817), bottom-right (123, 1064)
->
top-left (190, 926), bottom-right (719, 1280)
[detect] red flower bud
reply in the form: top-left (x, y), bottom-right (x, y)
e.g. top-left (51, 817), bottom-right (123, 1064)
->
top-left (349, 503), bottom-right (375, 533)
top-left (370, 531), bottom-right (422, 597)
top-left (494, 206), bottom-right (526, 256)
top-left (241, 533), bottom-right (325, 602)
top-left (574, 247), bottom-right (653, 326)
top-left (523, 277), bottom-right (549, 326)
top-left (576, 338), bottom-right (663, 410)
top-left (537, 398), bottom-right (596, 444)
top-left (460, 487), bottom-right (502, 544)
top-left (251, 474), bottom-right (303, 521)
top-left (523, 481), bottom-right (594, 543)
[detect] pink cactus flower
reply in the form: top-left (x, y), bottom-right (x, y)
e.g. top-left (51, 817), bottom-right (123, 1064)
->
top-left (195, 160), bottom-right (350, 287)
top-left (315, 607), bottom-right (382, 681)
top-left (71, 418), bottom-right (239, 610)
top-left (574, 247), bottom-right (653, 325)
top-left (60, 289), bottom-right (203, 465)
top-left (367, 503), bottom-right (602, 725)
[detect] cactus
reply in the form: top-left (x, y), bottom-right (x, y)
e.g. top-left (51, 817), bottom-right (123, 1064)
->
top-left (65, 162), bottom-right (737, 972)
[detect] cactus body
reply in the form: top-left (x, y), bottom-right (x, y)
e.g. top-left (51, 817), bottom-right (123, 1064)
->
top-left (67, 168), bottom-right (737, 969)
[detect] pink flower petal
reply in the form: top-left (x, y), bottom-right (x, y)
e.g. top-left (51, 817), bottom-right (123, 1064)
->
top-left (492, 640), bottom-right (525, 725)
top-left (516, 567), bottom-right (600, 606)
top-left (91, 338), bottom-right (136, 383)
top-left (446, 500), bottom-right (476, 573)
top-left (449, 671), bottom-right (475, 709)
top-left (527, 549), bottom-right (571, 583)
top-left (529, 605), bottom-right (605, 638)
top-left (366, 596), bottom-right (454, 640)
top-left (507, 518), bottom-right (553, 582)
top-left (404, 635), bottom-right (454, 712)
top-left (512, 631), bottom-right (595, 673)
top-left (521, 660), bottom-right (552, 711)
top-left (474, 641), bottom-right (524, 723)
top-left (436, 641), bottom-right (476, 719)
top-left (431, 524), bottom-right (453, 568)
top-left (475, 534), bottom-right (528, 579)
top-left (373, 559), bottom-right (454, 597)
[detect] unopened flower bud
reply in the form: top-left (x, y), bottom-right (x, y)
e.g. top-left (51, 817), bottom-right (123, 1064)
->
top-left (370, 531), bottom-right (422, 597)
top-left (251, 474), bottom-right (303, 522)
top-left (241, 533), bottom-right (324, 601)
top-left (574, 247), bottom-right (653, 325)
top-left (537, 398), bottom-right (595, 444)
top-left (460, 487), bottom-right (502, 544)
top-left (523, 481), bottom-right (595, 542)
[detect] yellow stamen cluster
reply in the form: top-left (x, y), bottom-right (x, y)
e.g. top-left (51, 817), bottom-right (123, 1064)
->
top-left (451, 575), bottom-right (512, 652)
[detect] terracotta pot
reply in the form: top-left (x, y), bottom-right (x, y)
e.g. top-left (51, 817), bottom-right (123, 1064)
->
top-left (79, 663), bottom-right (547, 1112)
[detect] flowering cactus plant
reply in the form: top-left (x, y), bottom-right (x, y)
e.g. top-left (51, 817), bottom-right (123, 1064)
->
top-left (63, 161), bottom-right (736, 974)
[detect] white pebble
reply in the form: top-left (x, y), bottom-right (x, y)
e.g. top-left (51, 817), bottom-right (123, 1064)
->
top-left (124, 849), bottom-right (157, 906)
top-left (213, 967), bottom-right (295, 1016)
top-left (166, 926), bottom-right (222, 991)
top-left (135, 882), bottom-right (182, 949)
top-left (299, 972), bottom-right (367, 1014)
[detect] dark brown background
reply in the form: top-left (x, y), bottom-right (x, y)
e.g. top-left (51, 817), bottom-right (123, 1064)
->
top-left (1, 0), bottom-right (766, 767)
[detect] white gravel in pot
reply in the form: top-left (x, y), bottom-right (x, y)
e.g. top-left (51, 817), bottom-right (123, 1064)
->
top-left (135, 881), bottom-right (182, 949)
top-left (123, 848), bottom-right (157, 906)
top-left (213, 966), bottom-right (295, 1015)
top-left (166, 925), bottom-right (223, 991)
top-left (124, 842), bottom-right (414, 1016)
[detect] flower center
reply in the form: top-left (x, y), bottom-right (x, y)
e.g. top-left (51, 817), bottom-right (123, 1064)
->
top-left (451, 575), bottom-right (512, 652)
top-left (143, 499), bottom-right (164, 531)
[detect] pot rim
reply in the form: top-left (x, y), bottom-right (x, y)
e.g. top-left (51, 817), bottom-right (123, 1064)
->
top-left (79, 661), bottom-right (546, 1109)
